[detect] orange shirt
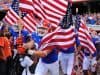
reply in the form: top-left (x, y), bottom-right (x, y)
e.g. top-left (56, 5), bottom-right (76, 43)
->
top-left (0, 37), bottom-right (12, 60)
top-left (0, 37), bottom-right (5, 60)
top-left (4, 37), bottom-right (12, 58)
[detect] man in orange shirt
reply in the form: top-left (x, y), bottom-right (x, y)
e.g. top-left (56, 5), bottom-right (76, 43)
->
top-left (0, 25), bottom-right (12, 75)
top-left (0, 29), bottom-right (7, 75)
top-left (3, 25), bottom-right (13, 75)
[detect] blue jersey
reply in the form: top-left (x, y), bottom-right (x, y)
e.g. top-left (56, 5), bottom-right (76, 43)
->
top-left (83, 49), bottom-right (96, 57)
top-left (32, 32), bottom-right (42, 46)
top-left (9, 28), bottom-right (29, 48)
top-left (32, 32), bottom-right (58, 64)
top-left (42, 48), bottom-right (58, 64)
top-left (83, 49), bottom-right (90, 56)
top-left (83, 37), bottom-right (97, 57)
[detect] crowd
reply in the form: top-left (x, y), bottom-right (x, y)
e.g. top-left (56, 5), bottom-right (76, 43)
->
top-left (80, 13), bottom-right (100, 25)
top-left (0, 18), bottom-right (100, 75)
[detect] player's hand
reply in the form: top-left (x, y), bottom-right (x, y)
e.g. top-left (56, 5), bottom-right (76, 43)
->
top-left (28, 50), bottom-right (35, 55)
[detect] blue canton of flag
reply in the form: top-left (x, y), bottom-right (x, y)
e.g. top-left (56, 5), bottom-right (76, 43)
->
top-left (11, 0), bottom-right (19, 15)
top-left (12, 0), bottom-right (27, 19)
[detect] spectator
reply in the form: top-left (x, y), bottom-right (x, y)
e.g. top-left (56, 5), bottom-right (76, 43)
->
top-left (87, 13), bottom-right (96, 25)
top-left (96, 13), bottom-right (100, 25)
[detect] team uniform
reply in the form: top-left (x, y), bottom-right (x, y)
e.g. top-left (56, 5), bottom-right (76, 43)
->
top-left (59, 36), bottom-right (80, 75)
top-left (82, 37), bottom-right (97, 75)
top-left (32, 32), bottom-right (59, 75)
top-left (95, 35), bottom-right (100, 60)
top-left (82, 49), bottom-right (96, 70)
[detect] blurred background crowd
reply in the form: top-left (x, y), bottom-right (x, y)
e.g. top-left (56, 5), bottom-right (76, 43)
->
top-left (77, 13), bottom-right (100, 25)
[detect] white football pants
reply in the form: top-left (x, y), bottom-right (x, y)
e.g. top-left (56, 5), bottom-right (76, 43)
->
top-left (59, 52), bottom-right (75, 75)
top-left (35, 59), bottom-right (59, 75)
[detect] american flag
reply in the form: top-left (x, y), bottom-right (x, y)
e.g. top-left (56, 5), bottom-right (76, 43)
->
top-left (3, 0), bottom-right (20, 25)
top-left (19, 0), bottom-right (68, 28)
top-left (3, 0), bottom-right (37, 32)
top-left (76, 15), bottom-right (96, 54)
top-left (22, 12), bottom-right (37, 32)
top-left (39, 26), bottom-right (76, 51)
top-left (39, 1), bottom-right (76, 51)
top-left (73, 15), bottom-right (96, 70)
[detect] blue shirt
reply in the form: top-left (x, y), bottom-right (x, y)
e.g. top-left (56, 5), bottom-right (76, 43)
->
top-left (32, 32), bottom-right (58, 64)
top-left (88, 17), bottom-right (96, 25)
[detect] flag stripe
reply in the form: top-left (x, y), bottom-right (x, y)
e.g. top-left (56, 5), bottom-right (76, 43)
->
top-left (23, 15), bottom-right (36, 30)
top-left (40, 26), bottom-right (74, 45)
top-left (78, 20), bottom-right (96, 54)
top-left (19, 0), bottom-right (34, 12)
top-left (4, 8), bottom-right (20, 25)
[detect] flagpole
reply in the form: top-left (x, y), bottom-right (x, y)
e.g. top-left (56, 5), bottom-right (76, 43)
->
top-left (75, 7), bottom-right (82, 53)
top-left (19, 10), bottom-right (28, 75)
top-left (18, 6), bottom-right (29, 75)
top-left (75, 7), bottom-right (82, 72)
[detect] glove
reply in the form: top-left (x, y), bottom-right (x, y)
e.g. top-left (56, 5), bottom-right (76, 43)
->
top-left (28, 50), bottom-right (35, 55)
top-left (20, 56), bottom-right (34, 67)
top-left (19, 58), bottom-right (24, 62)
top-left (34, 43), bottom-right (38, 49)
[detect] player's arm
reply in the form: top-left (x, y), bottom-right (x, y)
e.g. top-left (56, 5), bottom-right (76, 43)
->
top-left (28, 49), bottom-right (52, 57)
